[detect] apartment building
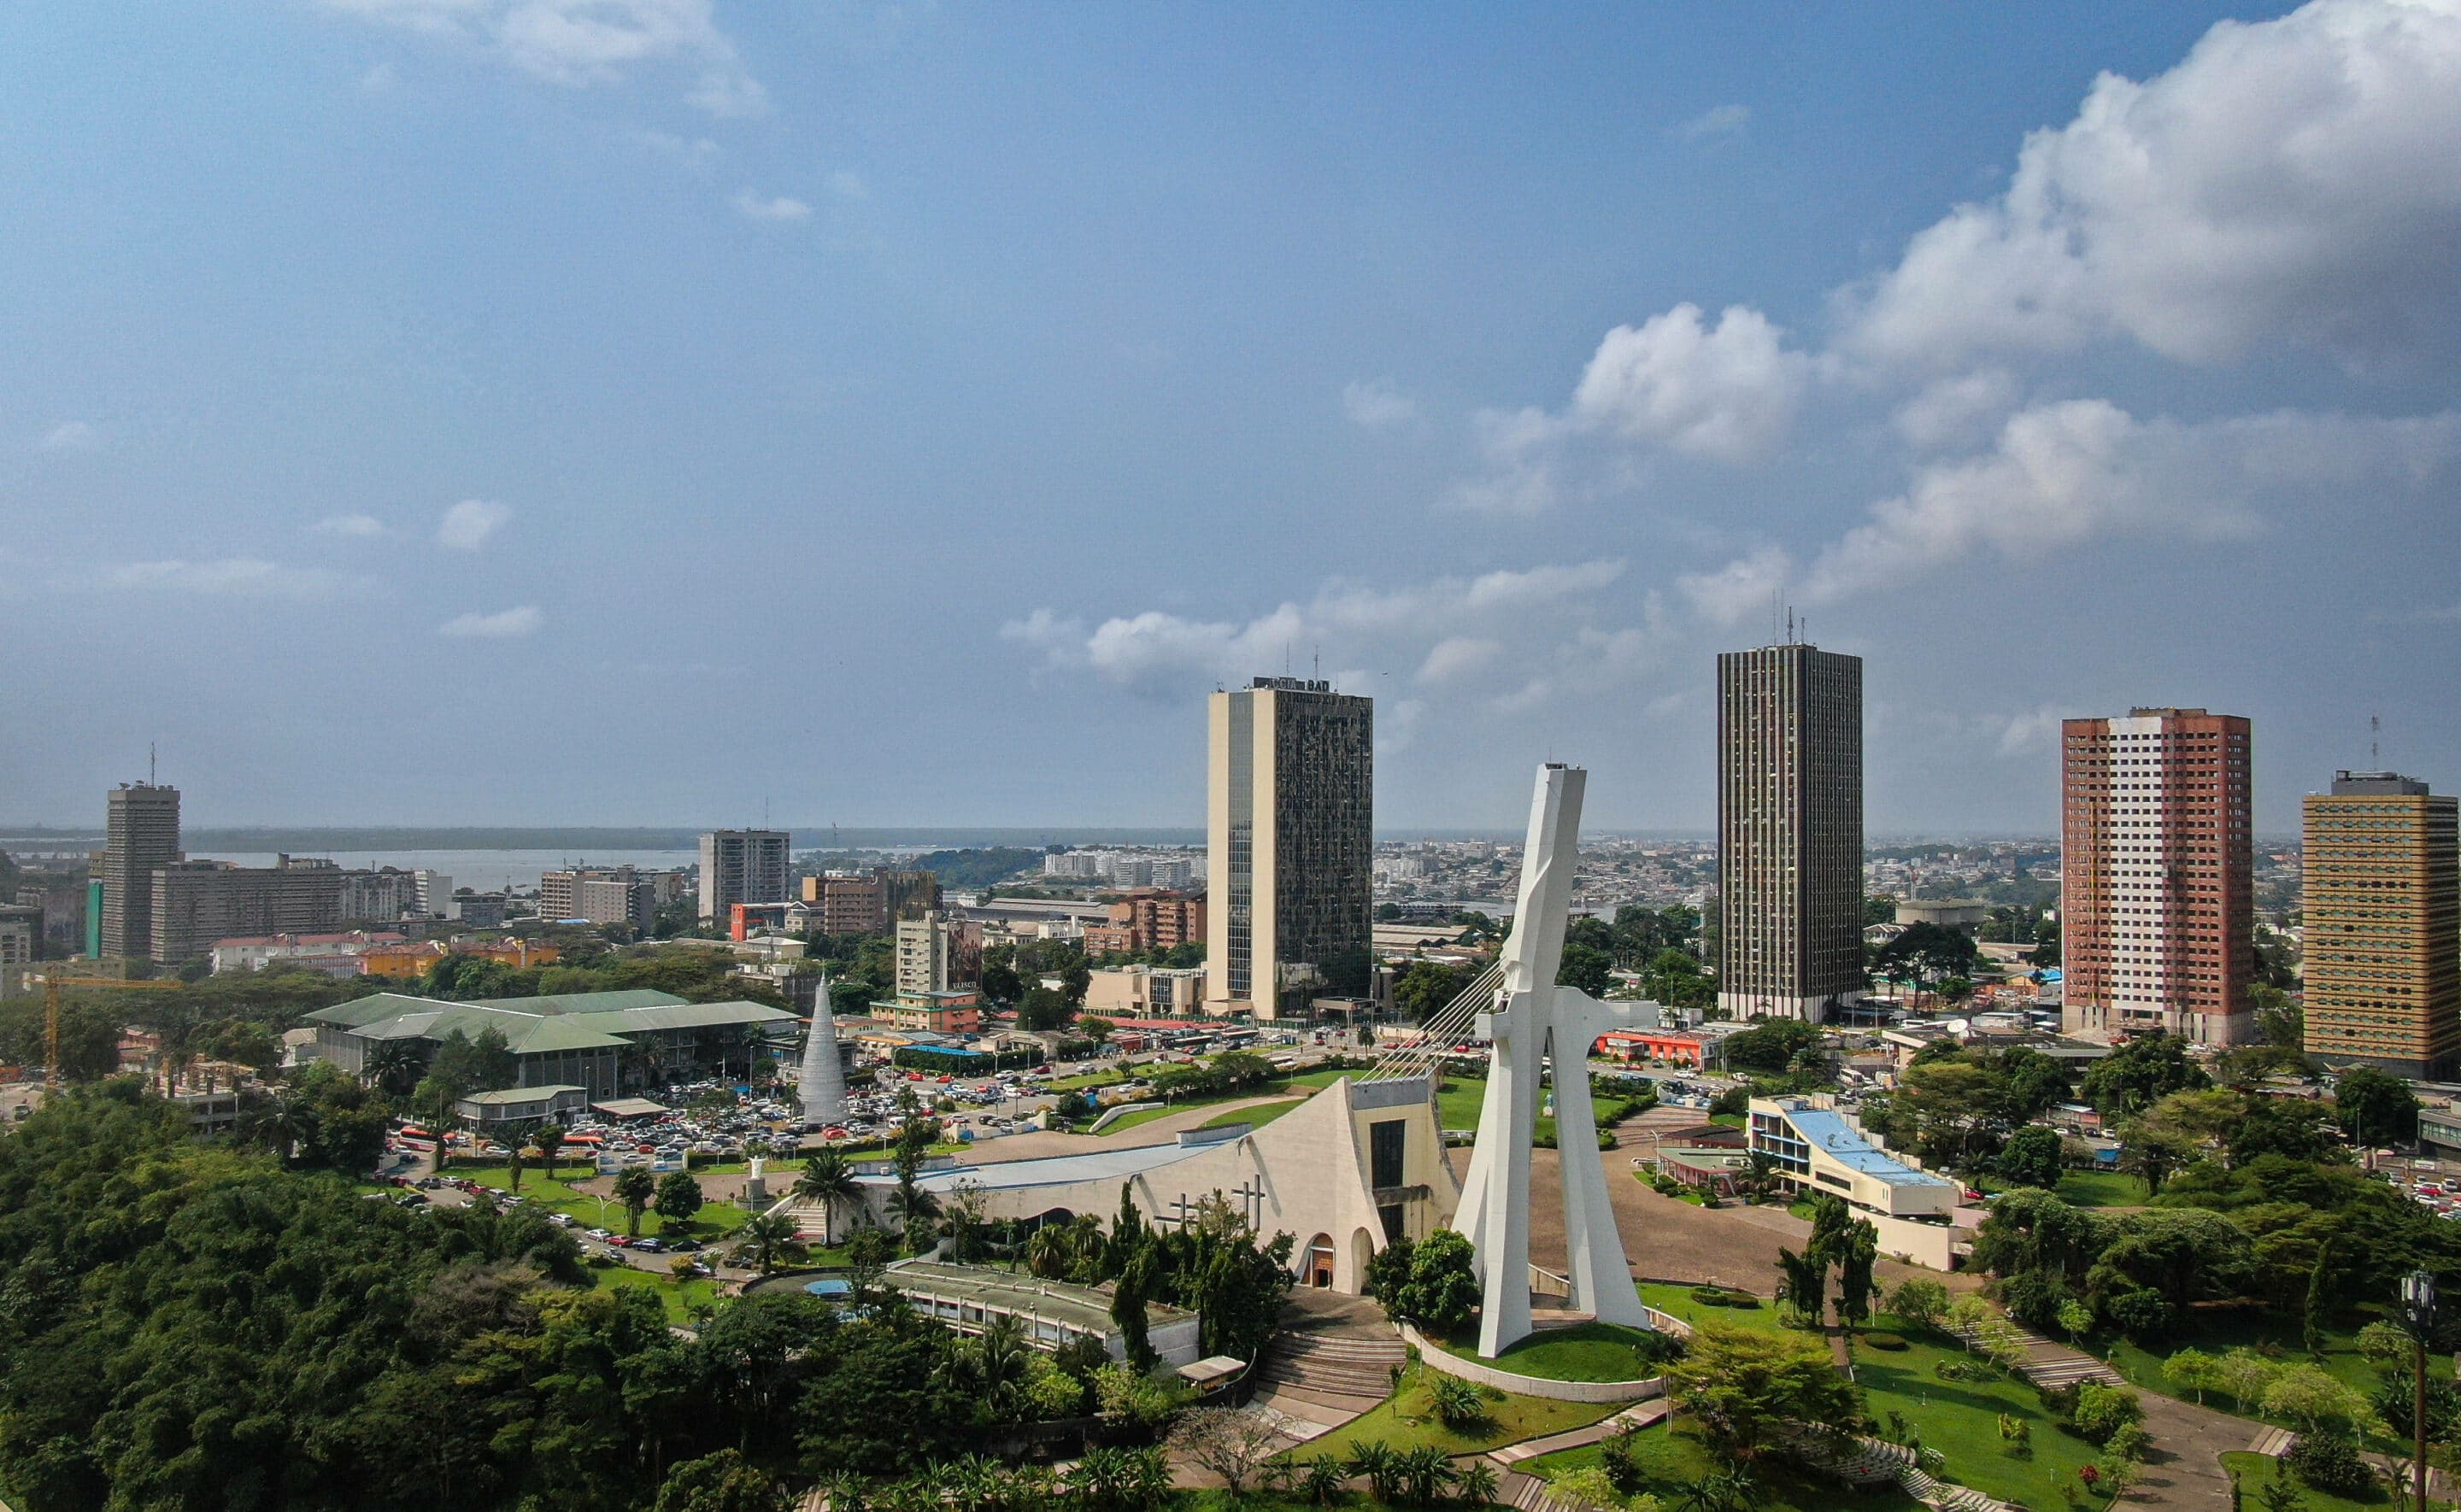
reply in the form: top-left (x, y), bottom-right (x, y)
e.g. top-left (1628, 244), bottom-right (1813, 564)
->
top-left (896, 909), bottom-right (984, 994)
top-left (2302, 771), bottom-right (2459, 1077)
top-left (698, 829), bottom-right (790, 922)
top-left (150, 856), bottom-right (344, 964)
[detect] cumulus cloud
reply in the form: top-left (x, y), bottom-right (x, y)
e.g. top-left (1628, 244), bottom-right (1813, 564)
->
top-left (438, 499), bottom-right (511, 550)
top-left (1681, 401), bottom-right (2461, 617)
top-left (1842, 0), bottom-right (2461, 370)
top-left (631, 128), bottom-right (720, 172)
top-left (1990, 705), bottom-right (2078, 756)
top-left (1417, 637), bottom-right (1500, 683)
top-left (439, 605), bottom-right (544, 638)
top-left (732, 189), bottom-right (812, 221)
top-left (827, 170), bottom-right (869, 201)
top-left (37, 420), bottom-right (98, 452)
top-left (106, 559), bottom-right (347, 599)
top-left (320, 0), bottom-right (765, 115)
top-left (1676, 103), bottom-right (1750, 141)
top-left (1570, 304), bottom-right (1812, 463)
top-left (1002, 559), bottom-right (1636, 696)
top-left (314, 513), bottom-right (389, 538)
top-left (1342, 379), bottom-right (1419, 431)
top-left (1891, 368), bottom-right (2021, 451)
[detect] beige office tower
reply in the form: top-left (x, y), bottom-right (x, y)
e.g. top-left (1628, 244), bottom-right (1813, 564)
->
top-left (1206, 677), bottom-right (1373, 1020)
top-left (698, 829), bottom-right (790, 922)
top-left (102, 782), bottom-right (182, 960)
top-left (1717, 643), bottom-right (1864, 1022)
top-left (2302, 771), bottom-right (2459, 1078)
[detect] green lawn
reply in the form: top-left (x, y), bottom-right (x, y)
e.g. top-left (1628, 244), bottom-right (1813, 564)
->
top-left (1430, 1322), bottom-right (1661, 1383)
top-left (588, 1264), bottom-right (723, 1326)
top-left (2091, 1303), bottom-right (2446, 1449)
top-left (455, 1167), bottom-right (752, 1239)
top-left (1636, 1281), bottom-right (1784, 1333)
top-left (1048, 1067), bottom-right (1131, 1092)
top-left (1850, 1320), bottom-right (2103, 1510)
top-left (1295, 1363), bottom-right (1623, 1460)
top-left (1524, 1422), bottom-right (1921, 1512)
top-left (2217, 1450), bottom-right (2447, 1511)
top-left (1977, 1169), bottom-right (2144, 1208)
top-left (1202, 1099), bottom-right (1302, 1130)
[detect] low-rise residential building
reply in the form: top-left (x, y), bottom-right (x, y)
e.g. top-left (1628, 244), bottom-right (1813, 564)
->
top-left (1595, 1029), bottom-right (1704, 1067)
top-left (210, 930), bottom-right (408, 975)
top-left (1747, 1095), bottom-right (1958, 1219)
top-left (361, 938), bottom-right (560, 978)
top-left (878, 990), bottom-right (983, 1034)
top-left (0, 904), bottom-right (40, 965)
top-left (802, 873), bottom-right (886, 935)
top-left (455, 1084), bottom-right (590, 1125)
top-left (1084, 964), bottom-right (1209, 1018)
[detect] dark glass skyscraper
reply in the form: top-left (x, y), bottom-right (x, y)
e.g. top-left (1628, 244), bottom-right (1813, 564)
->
top-left (1207, 677), bottom-right (1373, 1019)
top-left (1717, 643), bottom-right (1864, 1022)
top-left (101, 782), bottom-right (181, 961)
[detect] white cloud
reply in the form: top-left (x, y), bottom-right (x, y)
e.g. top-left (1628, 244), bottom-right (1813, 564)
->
top-left (1571, 303), bottom-right (1812, 463)
top-left (37, 420), bottom-right (99, 453)
top-left (438, 498), bottom-right (511, 550)
top-left (732, 189), bottom-right (812, 222)
top-left (314, 513), bottom-right (390, 538)
top-left (1417, 636), bottom-right (1500, 684)
top-left (1676, 103), bottom-right (1750, 141)
top-left (1342, 379), bottom-right (1419, 431)
top-left (1842, 0), bottom-right (2461, 370)
top-left (631, 128), bottom-right (720, 172)
top-left (106, 559), bottom-right (347, 599)
top-left (1990, 706), bottom-right (2077, 756)
top-left (439, 604), bottom-right (544, 638)
top-left (1677, 544), bottom-right (1794, 627)
top-left (1003, 558), bottom-right (1636, 694)
top-left (1891, 368), bottom-right (2020, 451)
top-left (827, 170), bottom-right (869, 201)
top-left (320, 0), bottom-right (765, 116)
top-left (360, 60), bottom-right (397, 91)
top-left (1683, 401), bottom-right (2461, 613)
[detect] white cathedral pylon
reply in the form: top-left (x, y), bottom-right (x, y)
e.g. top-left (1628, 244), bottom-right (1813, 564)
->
top-left (799, 969), bottom-right (849, 1130)
top-left (1454, 764), bottom-right (1653, 1357)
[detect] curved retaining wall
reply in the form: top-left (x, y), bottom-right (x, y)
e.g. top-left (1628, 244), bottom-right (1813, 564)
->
top-left (1085, 1102), bottom-right (1163, 1133)
top-left (1398, 1322), bottom-right (1666, 1403)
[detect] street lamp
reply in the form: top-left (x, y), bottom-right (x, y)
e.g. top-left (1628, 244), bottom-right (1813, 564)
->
top-left (2403, 1269), bottom-right (2438, 1512)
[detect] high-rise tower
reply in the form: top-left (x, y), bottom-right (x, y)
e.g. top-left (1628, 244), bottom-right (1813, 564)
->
top-left (101, 782), bottom-right (181, 961)
top-left (2302, 771), bottom-right (2458, 1077)
top-left (698, 829), bottom-right (790, 922)
top-left (1716, 643), bottom-right (1864, 1022)
top-left (1206, 677), bottom-right (1373, 1020)
top-left (2060, 709), bottom-right (2254, 1046)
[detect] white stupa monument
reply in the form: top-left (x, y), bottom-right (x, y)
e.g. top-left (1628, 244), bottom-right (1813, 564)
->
top-left (799, 970), bottom-right (849, 1129)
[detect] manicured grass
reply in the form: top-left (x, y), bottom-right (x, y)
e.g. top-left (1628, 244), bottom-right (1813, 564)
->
top-left (1202, 1099), bottom-right (1302, 1130)
top-left (2217, 1450), bottom-right (2440, 1511)
top-left (1524, 1423), bottom-right (1921, 1512)
top-left (1708, 1111), bottom-right (1746, 1128)
top-left (2054, 1169), bottom-right (2144, 1207)
top-left (588, 1264), bottom-right (722, 1325)
top-left (1175, 1496), bottom-right (1508, 1512)
top-left (1048, 1067), bottom-right (1130, 1092)
top-left (2092, 1302), bottom-right (2447, 1450)
top-left (1850, 1320), bottom-right (2101, 1510)
top-left (455, 1167), bottom-right (752, 1238)
top-left (1295, 1363), bottom-right (1622, 1459)
top-left (1636, 1281), bottom-right (1786, 1333)
top-left (1430, 1322), bottom-right (1661, 1383)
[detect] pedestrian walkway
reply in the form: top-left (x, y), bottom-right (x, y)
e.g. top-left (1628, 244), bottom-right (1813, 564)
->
top-left (1485, 1400), bottom-right (1669, 1468)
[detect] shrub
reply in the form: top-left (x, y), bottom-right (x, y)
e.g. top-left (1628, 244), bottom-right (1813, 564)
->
top-left (1599, 1427), bottom-right (1645, 1494)
top-left (1428, 1375), bottom-right (1491, 1432)
top-left (1885, 1277), bottom-right (1951, 1332)
top-left (2070, 1382), bottom-right (2145, 1446)
top-left (2101, 1286), bottom-right (2175, 1344)
top-left (2105, 1422), bottom-right (2152, 1462)
top-left (2285, 1432), bottom-right (2376, 1497)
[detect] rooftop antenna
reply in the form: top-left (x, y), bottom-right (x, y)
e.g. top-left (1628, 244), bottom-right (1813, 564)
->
top-left (149, 742), bottom-right (156, 786)
top-left (1313, 645), bottom-right (1320, 683)
top-left (2371, 714), bottom-right (2381, 768)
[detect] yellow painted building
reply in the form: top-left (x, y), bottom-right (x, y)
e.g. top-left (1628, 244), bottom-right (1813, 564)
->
top-left (2303, 771), bottom-right (2460, 1078)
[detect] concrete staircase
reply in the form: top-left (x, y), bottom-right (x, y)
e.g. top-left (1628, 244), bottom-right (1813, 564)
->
top-left (1254, 1331), bottom-right (1408, 1402)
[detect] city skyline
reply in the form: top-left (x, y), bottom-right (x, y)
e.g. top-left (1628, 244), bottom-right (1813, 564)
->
top-left (7, 3), bottom-right (2458, 834)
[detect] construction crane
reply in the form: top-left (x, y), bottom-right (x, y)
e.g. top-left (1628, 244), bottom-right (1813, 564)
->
top-left (31, 969), bottom-right (185, 1091)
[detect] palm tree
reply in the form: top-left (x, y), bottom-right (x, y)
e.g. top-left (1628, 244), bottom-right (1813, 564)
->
top-left (534, 1122), bottom-right (567, 1183)
top-left (239, 1085), bottom-right (314, 1166)
top-left (886, 1181), bottom-right (942, 1247)
top-left (1345, 1443), bottom-right (1402, 1504)
top-left (614, 1164), bottom-right (657, 1237)
top-left (792, 1149), bottom-right (862, 1246)
top-left (736, 1210), bottom-right (798, 1274)
top-left (1395, 1445), bottom-right (1456, 1506)
top-left (363, 1039), bottom-right (425, 1097)
top-left (502, 1119), bottom-right (541, 1193)
top-left (1454, 1460), bottom-right (1500, 1506)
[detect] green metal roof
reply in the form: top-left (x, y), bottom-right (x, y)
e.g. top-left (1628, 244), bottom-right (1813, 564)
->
top-left (469, 988), bottom-right (690, 1015)
top-left (460, 1084), bottom-right (588, 1105)
top-left (561, 999), bottom-right (798, 1034)
top-left (303, 992), bottom-right (451, 1029)
top-left (349, 1002), bottom-right (630, 1053)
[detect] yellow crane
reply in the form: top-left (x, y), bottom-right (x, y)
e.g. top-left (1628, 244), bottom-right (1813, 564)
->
top-left (31, 969), bottom-right (185, 1091)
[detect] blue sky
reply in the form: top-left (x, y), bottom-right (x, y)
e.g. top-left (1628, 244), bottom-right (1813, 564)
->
top-left (6, 1), bottom-right (2458, 835)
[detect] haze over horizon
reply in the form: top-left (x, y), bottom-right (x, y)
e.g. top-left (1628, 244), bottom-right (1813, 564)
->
top-left (9, 2), bottom-right (2458, 835)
